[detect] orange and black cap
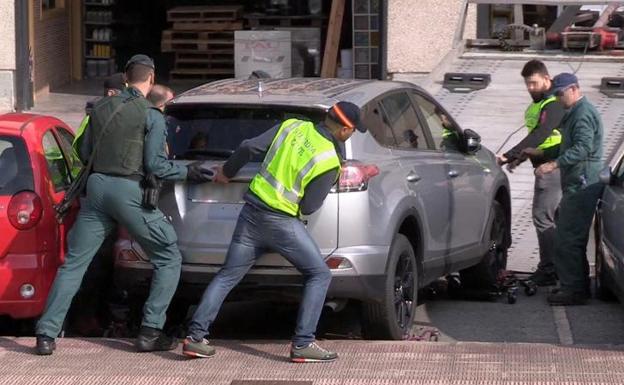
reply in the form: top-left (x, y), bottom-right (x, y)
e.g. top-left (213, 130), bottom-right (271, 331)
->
top-left (328, 101), bottom-right (366, 133)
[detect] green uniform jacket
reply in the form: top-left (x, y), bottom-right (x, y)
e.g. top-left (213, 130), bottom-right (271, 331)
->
top-left (554, 97), bottom-right (604, 194)
top-left (79, 87), bottom-right (187, 180)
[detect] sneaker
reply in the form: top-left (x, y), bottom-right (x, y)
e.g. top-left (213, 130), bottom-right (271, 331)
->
top-left (182, 337), bottom-right (215, 358)
top-left (528, 271), bottom-right (557, 286)
top-left (290, 342), bottom-right (337, 363)
top-left (547, 289), bottom-right (589, 306)
top-left (35, 334), bottom-right (56, 356)
top-left (135, 326), bottom-right (178, 352)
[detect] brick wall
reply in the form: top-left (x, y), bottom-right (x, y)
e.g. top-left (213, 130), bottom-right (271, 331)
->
top-left (33, 0), bottom-right (71, 95)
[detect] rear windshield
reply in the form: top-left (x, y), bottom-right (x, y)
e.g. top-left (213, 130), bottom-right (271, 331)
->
top-left (166, 105), bottom-right (325, 160)
top-left (0, 135), bottom-right (34, 195)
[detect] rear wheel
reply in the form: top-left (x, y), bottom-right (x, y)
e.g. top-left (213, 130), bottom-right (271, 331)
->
top-left (361, 234), bottom-right (417, 340)
top-left (595, 219), bottom-right (615, 300)
top-left (460, 201), bottom-right (508, 289)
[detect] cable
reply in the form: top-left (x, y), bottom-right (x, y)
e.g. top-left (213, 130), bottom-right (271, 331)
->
top-left (564, 40), bottom-right (590, 74)
top-left (495, 123), bottom-right (526, 154)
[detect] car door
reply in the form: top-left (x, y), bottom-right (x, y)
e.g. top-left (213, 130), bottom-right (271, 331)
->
top-left (375, 90), bottom-right (452, 280)
top-left (600, 156), bottom-right (624, 285)
top-left (42, 128), bottom-right (78, 260)
top-left (410, 92), bottom-right (490, 262)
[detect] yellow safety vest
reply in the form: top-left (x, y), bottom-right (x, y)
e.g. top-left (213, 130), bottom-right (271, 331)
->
top-left (249, 119), bottom-right (341, 217)
top-left (524, 96), bottom-right (562, 150)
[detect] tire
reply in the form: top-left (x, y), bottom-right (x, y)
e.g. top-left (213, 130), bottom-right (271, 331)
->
top-left (595, 219), bottom-right (616, 301)
top-left (460, 201), bottom-right (508, 289)
top-left (361, 234), bottom-right (418, 340)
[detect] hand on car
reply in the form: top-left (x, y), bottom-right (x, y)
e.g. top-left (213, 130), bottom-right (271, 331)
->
top-left (212, 165), bottom-right (230, 184)
top-left (496, 155), bottom-right (508, 166)
top-left (186, 161), bottom-right (214, 183)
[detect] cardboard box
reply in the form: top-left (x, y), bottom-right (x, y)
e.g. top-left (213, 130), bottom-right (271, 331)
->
top-left (235, 30), bottom-right (291, 78)
top-left (276, 27), bottom-right (321, 77)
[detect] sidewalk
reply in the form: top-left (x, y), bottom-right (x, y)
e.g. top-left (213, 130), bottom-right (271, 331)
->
top-left (1, 337), bottom-right (623, 385)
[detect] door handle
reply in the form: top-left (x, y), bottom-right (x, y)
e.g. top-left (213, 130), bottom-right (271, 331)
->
top-left (406, 173), bottom-right (421, 183)
top-left (448, 170), bottom-right (459, 178)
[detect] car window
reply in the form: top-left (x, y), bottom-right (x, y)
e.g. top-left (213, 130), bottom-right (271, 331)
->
top-left (55, 127), bottom-right (83, 176)
top-left (0, 135), bottom-right (34, 196)
top-left (166, 106), bottom-right (324, 160)
top-left (412, 93), bottom-right (461, 152)
top-left (379, 92), bottom-right (428, 150)
top-left (362, 101), bottom-right (397, 147)
top-left (42, 130), bottom-right (72, 191)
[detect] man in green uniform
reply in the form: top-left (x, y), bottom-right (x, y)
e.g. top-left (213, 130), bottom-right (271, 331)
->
top-left (35, 54), bottom-right (212, 355)
top-left (182, 102), bottom-right (366, 362)
top-left (536, 73), bottom-right (604, 305)
top-left (497, 60), bottom-right (564, 286)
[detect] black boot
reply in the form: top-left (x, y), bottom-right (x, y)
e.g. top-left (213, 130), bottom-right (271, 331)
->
top-left (135, 326), bottom-right (178, 352)
top-left (528, 270), bottom-right (557, 286)
top-left (35, 334), bottom-right (56, 356)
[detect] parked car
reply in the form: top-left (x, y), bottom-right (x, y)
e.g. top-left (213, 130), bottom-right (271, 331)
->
top-left (595, 141), bottom-right (624, 301)
top-left (0, 113), bottom-right (80, 319)
top-left (114, 78), bottom-right (511, 339)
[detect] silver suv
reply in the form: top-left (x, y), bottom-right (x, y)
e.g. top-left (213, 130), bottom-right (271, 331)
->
top-left (114, 78), bottom-right (511, 340)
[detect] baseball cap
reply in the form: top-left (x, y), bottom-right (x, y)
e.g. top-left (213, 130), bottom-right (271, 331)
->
top-left (125, 54), bottom-right (155, 71)
top-left (552, 73), bottom-right (578, 95)
top-left (327, 101), bottom-right (367, 133)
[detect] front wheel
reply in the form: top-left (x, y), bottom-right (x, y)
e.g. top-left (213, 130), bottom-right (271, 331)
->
top-left (460, 201), bottom-right (508, 289)
top-left (361, 234), bottom-right (418, 340)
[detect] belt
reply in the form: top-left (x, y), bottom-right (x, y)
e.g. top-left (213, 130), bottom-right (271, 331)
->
top-left (102, 173), bottom-right (143, 182)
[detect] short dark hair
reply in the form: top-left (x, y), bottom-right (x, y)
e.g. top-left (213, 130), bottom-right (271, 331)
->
top-left (126, 64), bottom-right (153, 84)
top-left (521, 60), bottom-right (549, 78)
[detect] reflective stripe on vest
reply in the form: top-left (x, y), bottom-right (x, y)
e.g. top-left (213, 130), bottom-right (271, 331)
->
top-left (524, 96), bottom-right (562, 150)
top-left (250, 119), bottom-right (341, 216)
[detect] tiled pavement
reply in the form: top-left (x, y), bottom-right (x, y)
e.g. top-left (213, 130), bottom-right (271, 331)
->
top-left (2, 337), bottom-right (624, 385)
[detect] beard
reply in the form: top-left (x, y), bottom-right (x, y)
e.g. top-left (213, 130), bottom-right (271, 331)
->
top-left (530, 92), bottom-right (545, 103)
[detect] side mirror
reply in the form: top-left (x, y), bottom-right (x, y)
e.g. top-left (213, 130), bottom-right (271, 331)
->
top-left (599, 166), bottom-right (614, 185)
top-left (463, 129), bottom-right (481, 154)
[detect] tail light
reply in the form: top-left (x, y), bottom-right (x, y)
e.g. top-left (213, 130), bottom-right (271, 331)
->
top-left (8, 191), bottom-right (43, 230)
top-left (336, 161), bottom-right (379, 193)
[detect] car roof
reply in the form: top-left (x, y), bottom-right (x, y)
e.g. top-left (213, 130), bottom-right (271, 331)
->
top-left (0, 113), bottom-right (56, 135)
top-left (171, 77), bottom-right (423, 109)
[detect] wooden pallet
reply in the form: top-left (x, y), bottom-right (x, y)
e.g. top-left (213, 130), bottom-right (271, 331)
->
top-left (175, 52), bottom-right (234, 62)
top-left (163, 30), bottom-right (234, 40)
top-left (167, 6), bottom-right (242, 22)
top-left (175, 59), bottom-right (234, 70)
top-left (170, 68), bottom-right (234, 80)
top-left (172, 21), bottom-right (243, 31)
top-left (161, 39), bottom-right (234, 53)
top-left (244, 14), bottom-right (325, 28)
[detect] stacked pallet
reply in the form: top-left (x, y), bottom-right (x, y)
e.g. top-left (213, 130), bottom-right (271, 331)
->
top-left (162, 5), bottom-right (243, 80)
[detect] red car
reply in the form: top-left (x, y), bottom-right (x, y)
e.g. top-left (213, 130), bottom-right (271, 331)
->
top-left (0, 113), bottom-right (80, 319)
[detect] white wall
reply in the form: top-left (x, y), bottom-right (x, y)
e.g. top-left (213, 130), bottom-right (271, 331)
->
top-left (0, 0), bottom-right (15, 112)
top-left (387, 0), bottom-right (476, 75)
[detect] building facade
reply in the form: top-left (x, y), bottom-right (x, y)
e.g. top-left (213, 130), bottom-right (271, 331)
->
top-left (0, 1), bottom-right (473, 113)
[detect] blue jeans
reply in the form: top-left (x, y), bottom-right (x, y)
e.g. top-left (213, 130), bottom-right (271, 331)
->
top-left (187, 203), bottom-right (332, 346)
